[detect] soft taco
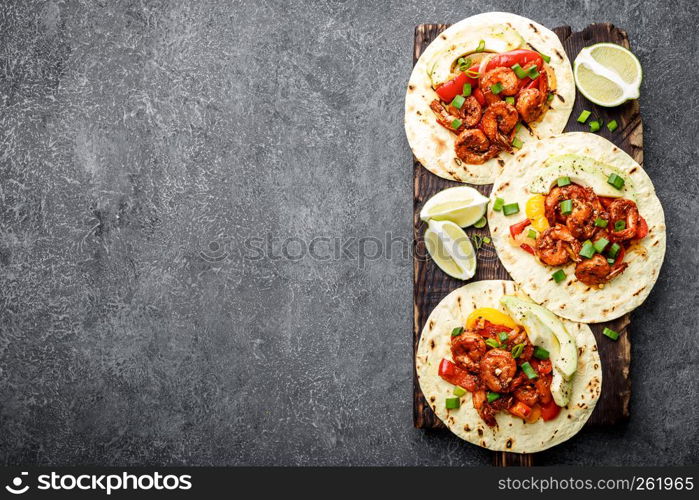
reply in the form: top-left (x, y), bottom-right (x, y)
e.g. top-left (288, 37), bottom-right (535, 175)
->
top-left (416, 280), bottom-right (601, 453)
top-left (405, 12), bottom-right (575, 184)
top-left (487, 133), bottom-right (666, 323)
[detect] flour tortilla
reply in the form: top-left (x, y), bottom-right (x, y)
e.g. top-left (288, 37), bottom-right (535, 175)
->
top-left (416, 280), bottom-right (601, 453)
top-left (405, 12), bottom-right (575, 184)
top-left (488, 133), bottom-right (666, 323)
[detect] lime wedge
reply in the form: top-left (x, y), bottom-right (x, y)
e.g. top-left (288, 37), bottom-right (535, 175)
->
top-left (420, 186), bottom-right (489, 227)
top-left (573, 43), bottom-right (642, 107)
top-left (424, 219), bottom-right (477, 280)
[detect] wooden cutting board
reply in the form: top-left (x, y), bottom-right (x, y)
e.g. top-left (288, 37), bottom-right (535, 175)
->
top-left (412, 23), bottom-right (641, 466)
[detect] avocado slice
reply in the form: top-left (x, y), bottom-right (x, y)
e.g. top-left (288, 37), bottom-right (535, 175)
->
top-left (529, 154), bottom-right (635, 198)
top-left (500, 296), bottom-right (578, 380)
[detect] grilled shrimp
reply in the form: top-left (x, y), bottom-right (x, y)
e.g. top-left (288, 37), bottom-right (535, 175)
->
top-left (575, 254), bottom-right (628, 286)
top-left (479, 349), bottom-right (517, 393)
top-left (451, 332), bottom-right (487, 373)
top-left (480, 67), bottom-right (519, 105)
top-left (535, 224), bottom-right (582, 266)
top-left (454, 129), bottom-right (501, 165)
top-left (544, 185), bottom-right (598, 225)
top-left (472, 390), bottom-right (497, 427)
top-left (516, 71), bottom-right (549, 123)
top-left (566, 199), bottom-right (596, 240)
top-left (430, 99), bottom-right (466, 133)
top-left (480, 101), bottom-right (519, 150)
top-left (513, 384), bottom-right (539, 406)
top-left (608, 198), bottom-right (640, 242)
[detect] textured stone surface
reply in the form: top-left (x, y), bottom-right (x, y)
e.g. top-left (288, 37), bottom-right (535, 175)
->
top-left (0, 0), bottom-right (696, 466)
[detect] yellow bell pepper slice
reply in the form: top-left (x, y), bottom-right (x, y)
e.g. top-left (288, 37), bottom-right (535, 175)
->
top-left (466, 307), bottom-right (517, 330)
top-left (525, 194), bottom-right (550, 233)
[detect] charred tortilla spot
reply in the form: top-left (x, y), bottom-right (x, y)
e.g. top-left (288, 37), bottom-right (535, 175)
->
top-left (497, 159), bottom-right (505, 167)
top-left (464, 424), bottom-right (470, 432)
top-left (528, 23), bottom-right (539, 33)
top-left (430, 339), bottom-right (435, 350)
top-left (594, 363), bottom-right (599, 369)
top-left (629, 166), bottom-right (637, 174)
top-left (632, 287), bottom-right (646, 297)
top-left (554, 49), bottom-right (563, 59)
top-left (408, 84), bottom-right (415, 91)
top-left (506, 439), bottom-right (513, 449)
top-left (429, 320), bottom-right (434, 330)
top-left (477, 428), bottom-right (483, 436)
top-left (430, 396), bottom-right (435, 403)
top-left (556, 94), bottom-right (565, 102)
top-left (652, 240), bottom-right (659, 247)
top-left (441, 35), bottom-right (447, 40)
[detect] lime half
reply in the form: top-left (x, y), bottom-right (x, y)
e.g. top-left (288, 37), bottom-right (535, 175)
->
top-left (424, 219), bottom-right (477, 280)
top-left (420, 186), bottom-right (489, 227)
top-left (573, 43), bottom-right (642, 107)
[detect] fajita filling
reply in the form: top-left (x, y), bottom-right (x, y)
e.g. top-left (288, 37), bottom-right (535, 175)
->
top-left (429, 48), bottom-right (555, 165)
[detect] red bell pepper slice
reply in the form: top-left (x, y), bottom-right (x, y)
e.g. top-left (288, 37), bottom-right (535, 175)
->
top-left (509, 401), bottom-right (532, 420)
top-left (520, 243), bottom-right (536, 255)
top-left (435, 64), bottom-right (480, 103)
top-left (438, 359), bottom-right (478, 392)
top-left (635, 216), bottom-right (648, 239)
top-left (540, 400), bottom-right (561, 421)
top-left (478, 320), bottom-right (513, 338)
top-left (509, 218), bottom-right (532, 238)
top-left (531, 358), bottom-right (553, 375)
top-left (485, 49), bottom-right (543, 73)
top-left (472, 87), bottom-right (486, 106)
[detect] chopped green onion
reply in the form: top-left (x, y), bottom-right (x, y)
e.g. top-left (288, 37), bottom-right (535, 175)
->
top-left (512, 137), bottom-right (524, 149)
top-left (594, 217), bottom-right (609, 228)
top-left (607, 257), bottom-right (616, 265)
top-left (453, 386), bottom-right (467, 397)
top-left (451, 326), bottom-right (464, 337)
top-left (493, 197), bottom-right (505, 211)
top-left (577, 110), bottom-right (591, 123)
top-left (463, 82), bottom-right (472, 96)
top-left (547, 92), bottom-right (554, 103)
top-left (602, 327), bottom-right (620, 341)
top-left (451, 118), bottom-right (462, 130)
top-left (593, 237), bottom-right (609, 253)
top-left (559, 199), bottom-right (573, 215)
top-left (457, 57), bottom-right (472, 71)
top-left (608, 243), bottom-right (621, 259)
top-left (533, 346), bottom-right (550, 360)
top-left (557, 176), bottom-right (571, 187)
top-left (607, 119), bottom-right (618, 132)
top-left (552, 269), bottom-right (566, 283)
top-left (521, 362), bottom-right (538, 379)
top-left (487, 392), bottom-right (500, 403)
top-left (614, 220), bottom-right (626, 231)
top-left (589, 120), bottom-right (601, 132)
top-left (476, 40), bottom-right (486, 52)
top-left (511, 343), bottom-right (525, 359)
top-left (483, 236), bottom-right (491, 244)
top-left (527, 228), bottom-right (537, 239)
top-left (502, 202), bottom-right (520, 216)
top-left (445, 397), bottom-right (461, 409)
top-left (450, 94), bottom-right (465, 109)
top-left (579, 240), bottom-right (595, 259)
top-left (527, 65), bottom-right (540, 79)
top-left (473, 216), bottom-right (487, 228)
top-left (471, 234), bottom-right (483, 250)
top-left (498, 331), bottom-right (509, 343)
top-left (490, 82), bottom-right (503, 95)
top-left (538, 52), bottom-right (551, 63)
top-left (485, 338), bottom-right (501, 349)
top-left (511, 63), bottom-right (528, 79)
top-left (505, 96), bottom-right (515, 105)
top-left (515, 122), bottom-right (523, 132)
top-left (607, 173), bottom-right (625, 190)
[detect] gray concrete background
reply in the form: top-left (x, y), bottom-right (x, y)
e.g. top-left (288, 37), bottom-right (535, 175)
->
top-left (0, 0), bottom-right (697, 466)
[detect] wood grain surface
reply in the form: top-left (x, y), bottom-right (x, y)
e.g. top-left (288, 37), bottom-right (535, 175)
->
top-left (412, 23), bottom-right (641, 465)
